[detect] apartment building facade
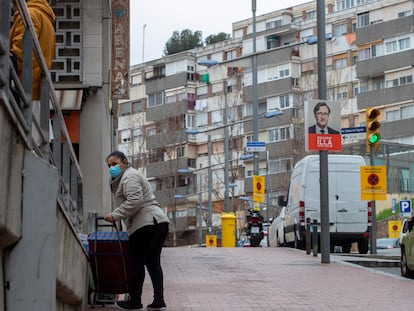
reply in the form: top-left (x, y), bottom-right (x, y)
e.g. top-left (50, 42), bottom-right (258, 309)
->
top-left (117, 0), bottom-right (414, 245)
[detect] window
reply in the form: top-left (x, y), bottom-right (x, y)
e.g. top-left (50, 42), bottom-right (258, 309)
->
top-left (386, 110), bottom-right (399, 122)
top-left (279, 94), bottom-right (290, 109)
top-left (279, 69), bottom-right (289, 77)
top-left (133, 128), bottom-right (142, 142)
top-left (374, 80), bottom-right (384, 90)
top-left (176, 146), bottom-right (186, 158)
top-left (400, 75), bottom-right (413, 85)
top-left (268, 157), bottom-right (292, 174)
top-left (267, 35), bottom-right (280, 49)
top-left (353, 84), bottom-right (359, 97)
top-left (399, 37), bottom-right (411, 50)
top-left (334, 58), bottom-right (347, 69)
top-left (357, 12), bottom-right (370, 28)
top-left (132, 100), bottom-right (142, 114)
top-left (385, 75), bottom-right (413, 88)
top-left (385, 40), bottom-right (397, 53)
top-left (147, 92), bottom-right (163, 107)
top-left (336, 91), bottom-right (348, 100)
top-left (401, 105), bottom-right (414, 119)
top-left (225, 49), bottom-right (237, 60)
top-left (120, 130), bottom-right (131, 143)
top-left (359, 83), bottom-right (368, 93)
top-left (333, 23), bottom-right (347, 37)
top-left (268, 125), bottom-right (291, 142)
top-left (371, 44), bottom-right (383, 57)
top-left (352, 55), bottom-right (358, 65)
top-left (306, 10), bottom-right (316, 19)
top-left (120, 102), bottom-right (131, 116)
top-left (386, 79), bottom-right (398, 88)
top-left (398, 11), bottom-right (411, 18)
top-left (211, 110), bottom-right (223, 125)
top-left (146, 127), bottom-right (156, 136)
top-left (358, 48), bottom-right (370, 61)
top-left (196, 112), bottom-right (208, 127)
top-left (266, 19), bottom-right (282, 30)
top-left (186, 114), bottom-right (195, 129)
top-left (267, 94), bottom-right (290, 111)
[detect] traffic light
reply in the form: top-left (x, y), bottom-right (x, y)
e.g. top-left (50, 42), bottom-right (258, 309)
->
top-left (366, 108), bottom-right (381, 153)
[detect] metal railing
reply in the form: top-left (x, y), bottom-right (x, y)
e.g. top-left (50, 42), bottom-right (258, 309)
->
top-left (2, 0), bottom-right (83, 230)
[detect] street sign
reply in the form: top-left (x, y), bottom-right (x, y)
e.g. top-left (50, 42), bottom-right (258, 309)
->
top-left (205, 235), bottom-right (217, 247)
top-left (246, 141), bottom-right (266, 152)
top-left (392, 198), bottom-right (396, 214)
top-left (253, 175), bottom-right (265, 203)
top-left (360, 166), bottom-right (387, 200)
top-left (341, 126), bottom-right (366, 144)
top-left (400, 200), bottom-right (412, 217)
top-left (388, 220), bottom-right (401, 238)
top-left (341, 126), bottom-right (366, 134)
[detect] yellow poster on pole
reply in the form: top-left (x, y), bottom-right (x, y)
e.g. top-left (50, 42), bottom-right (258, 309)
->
top-left (253, 175), bottom-right (265, 202)
top-left (360, 166), bottom-right (386, 200)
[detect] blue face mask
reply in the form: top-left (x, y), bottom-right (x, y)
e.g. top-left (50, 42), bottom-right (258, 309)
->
top-left (109, 164), bottom-right (122, 178)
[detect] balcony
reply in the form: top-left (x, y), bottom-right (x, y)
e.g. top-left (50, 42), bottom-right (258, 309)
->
top-left (356, 15), bottom-right (414, 45)
top-left (146, 100), bottom-right (190, 122)
top-left (146, 157), bottom-right (191, 178)
top-left (356, 50), bottom-right (414, 79)
top-left (146, 129), bottom-right (188, 149)
top-left (357, 83), bottom-right (414, 110)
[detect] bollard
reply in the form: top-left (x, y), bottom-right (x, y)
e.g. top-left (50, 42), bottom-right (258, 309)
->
top-left (306, 217), bottom-right (311, 255)
top-left (312, 219), bottom-right (318, 257)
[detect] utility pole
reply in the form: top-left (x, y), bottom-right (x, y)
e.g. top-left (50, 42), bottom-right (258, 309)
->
top-left (208, 135), bottom-right (213, 233)
top-left (223, 80), bottom-right (230, 212)
top-left (317, 0), bottom-right (330, 263)
top-left (142, 24), bottom-right (146, 63)
top-left (251, 0), bottom-right (259, 176)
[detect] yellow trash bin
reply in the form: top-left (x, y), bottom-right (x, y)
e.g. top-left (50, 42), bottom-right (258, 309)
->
top-left (221, 212), bottom-right (236, 247)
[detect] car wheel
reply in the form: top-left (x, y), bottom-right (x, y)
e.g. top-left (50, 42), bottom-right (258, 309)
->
top-left (358, 239), bottom-right (369, 254)
top-left (401, 249), bottom-right (414, 278)
top-left (342, 243), bottom-right (351, 253)
top-left (276, 232), bottom-right (281, 247)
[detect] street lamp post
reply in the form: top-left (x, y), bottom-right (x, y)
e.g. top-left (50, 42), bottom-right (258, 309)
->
top-left (251, 0), bottom-right (259, 176)
top-left (223, 80), bottom-right (230, 212)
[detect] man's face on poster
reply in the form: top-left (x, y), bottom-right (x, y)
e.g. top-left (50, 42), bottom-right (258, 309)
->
top-left (314, 105), bottom-right (330, 129)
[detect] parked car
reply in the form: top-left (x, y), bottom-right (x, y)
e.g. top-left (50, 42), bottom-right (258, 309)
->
top-left (400, 217), bottom-right (414, 278)
top-left (377, 238), bottom-right (400, 249)
top-left (400, 218), bottom-right (409, 245)
top-left (268, 207), bottom-right (286, 247)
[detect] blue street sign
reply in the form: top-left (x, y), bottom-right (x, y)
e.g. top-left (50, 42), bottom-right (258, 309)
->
top-left (400, 200), bottom-right (412, 217)
top-left (246, 141), bottom-right (266, 152)
top-left (341, 126), bottom-right (366, 134)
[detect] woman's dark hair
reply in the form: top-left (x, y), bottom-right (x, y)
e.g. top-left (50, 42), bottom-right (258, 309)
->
top-left (106, 151), bottom-right (128, 163)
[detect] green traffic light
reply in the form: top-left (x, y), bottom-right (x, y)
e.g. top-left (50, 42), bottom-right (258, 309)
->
top-left (368, 133), bottom-right (380, 144)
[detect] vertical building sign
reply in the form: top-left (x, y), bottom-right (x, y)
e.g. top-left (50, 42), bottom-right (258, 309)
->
top-left (111, 0), bottom-right (129, 99)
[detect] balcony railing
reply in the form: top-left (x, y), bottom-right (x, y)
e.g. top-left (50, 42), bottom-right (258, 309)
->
top-left (4, 0), bottom-right (83, 230)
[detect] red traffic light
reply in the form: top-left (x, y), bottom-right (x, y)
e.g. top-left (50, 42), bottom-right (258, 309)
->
top-left (366, 108), bottom-right (380, 119)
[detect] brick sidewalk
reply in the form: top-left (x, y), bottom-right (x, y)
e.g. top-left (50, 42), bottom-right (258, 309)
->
top-left (88, 247), bottom-right (414, 311)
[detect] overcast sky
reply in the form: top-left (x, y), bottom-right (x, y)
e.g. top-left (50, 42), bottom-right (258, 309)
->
top-left (130, 0), bottom-right (311, 65)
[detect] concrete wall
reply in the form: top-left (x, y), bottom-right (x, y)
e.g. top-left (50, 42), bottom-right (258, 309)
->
top-left (79, 0), bottom-right (113, 230)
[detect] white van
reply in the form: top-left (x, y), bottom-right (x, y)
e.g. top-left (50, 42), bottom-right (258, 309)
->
top-left (282, 154), bottom-right (370, 254)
